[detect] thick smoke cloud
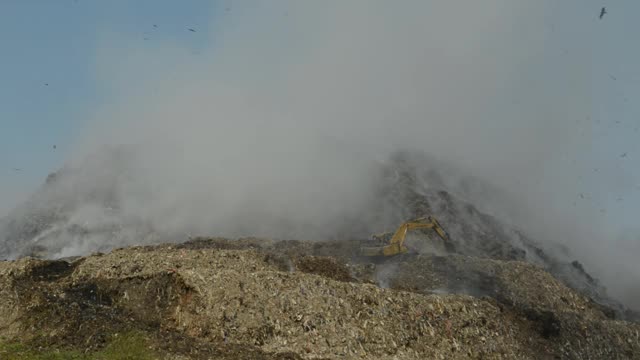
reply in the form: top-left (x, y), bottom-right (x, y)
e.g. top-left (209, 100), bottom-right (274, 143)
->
top-left (6, 1), bottom-right (636, 309)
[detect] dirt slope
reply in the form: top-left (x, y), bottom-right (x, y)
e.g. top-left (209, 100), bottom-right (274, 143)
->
top-left (1, 238), bottom-right (638, 359)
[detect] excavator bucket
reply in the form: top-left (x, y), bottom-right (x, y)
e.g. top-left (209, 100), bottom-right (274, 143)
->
top-left (430, 217), bottom-right (450, 241)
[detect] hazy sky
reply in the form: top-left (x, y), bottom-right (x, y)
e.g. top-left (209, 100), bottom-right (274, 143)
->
top-left (0, 0), bottom-right (215, 214)
top-left (0, 1), bottom-right (638, 246)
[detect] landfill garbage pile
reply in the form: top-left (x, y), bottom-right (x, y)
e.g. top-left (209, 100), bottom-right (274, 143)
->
top-left (0, 148), bottom-right (637, 318)
top-left (0, 241), bottom-right (639, 359)
top-left (1, 147), bottom-right (639, 358)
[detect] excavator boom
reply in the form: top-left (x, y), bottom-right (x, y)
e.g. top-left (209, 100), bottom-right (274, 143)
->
top-left (360, 216), bottom-right (450, 257)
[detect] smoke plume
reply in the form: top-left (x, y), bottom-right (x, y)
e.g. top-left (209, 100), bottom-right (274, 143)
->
top-left (2, 1), bottom-right (637, 310)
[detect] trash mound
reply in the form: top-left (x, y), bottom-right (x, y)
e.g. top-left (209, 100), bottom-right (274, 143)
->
top-left (0, 149), bottom-right (625, 316)
top-left (0, 148), bottom-right (631, 319)
top-left (1, 242), bottom-right (638, 359)
top-left (0, 251), bottom-right (305, 360)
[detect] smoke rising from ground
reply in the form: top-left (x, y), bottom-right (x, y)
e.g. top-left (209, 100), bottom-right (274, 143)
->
top-left (3, 2), bottom-right (637, 309)
top-left (78, 2), bottom-right (583, 235)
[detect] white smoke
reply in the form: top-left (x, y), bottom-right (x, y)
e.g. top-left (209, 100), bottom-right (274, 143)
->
top-left (2, 1), bottom-right (637, 310)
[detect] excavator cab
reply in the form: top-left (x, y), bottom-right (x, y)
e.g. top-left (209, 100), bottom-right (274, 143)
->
top-left (360, 216), bottom-right (451, 257)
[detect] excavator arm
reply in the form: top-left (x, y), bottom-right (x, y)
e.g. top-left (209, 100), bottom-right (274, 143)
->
top-left (360, 216), bottom-right (450, 257)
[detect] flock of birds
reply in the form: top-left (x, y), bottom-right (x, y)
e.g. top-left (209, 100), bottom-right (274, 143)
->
top-left (7, 5), bottom-right (632, 217)
top-left (143, 23), bottom-right (197, 41)
top-left (11, 3), bottom-right (228, 173)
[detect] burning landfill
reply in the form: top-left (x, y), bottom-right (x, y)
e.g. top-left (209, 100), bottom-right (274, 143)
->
top-left (0, 148), bottom-right (638, 359)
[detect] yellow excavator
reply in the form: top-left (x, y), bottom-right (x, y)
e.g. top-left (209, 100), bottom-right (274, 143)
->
top-left (360, 216), bottom-right (451, 257)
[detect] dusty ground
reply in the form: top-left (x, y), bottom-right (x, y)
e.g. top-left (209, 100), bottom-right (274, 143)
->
top-left (0, 237), bottom-right (638, 359)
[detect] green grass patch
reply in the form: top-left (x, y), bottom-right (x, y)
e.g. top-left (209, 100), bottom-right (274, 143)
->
top-left (95, 331), bottom-right (157, 360)
top-left (0, 343), bottom-right (87, 360)
top-left (0, 332), bottom-right (158, 360)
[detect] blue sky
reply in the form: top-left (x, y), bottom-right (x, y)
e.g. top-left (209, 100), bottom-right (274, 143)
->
top-left (588, 0), bottom-right (640, 231)
top-left (0, 0), bottom-right (218, 212)
top-left (0, 0), bottom-right (638, 234)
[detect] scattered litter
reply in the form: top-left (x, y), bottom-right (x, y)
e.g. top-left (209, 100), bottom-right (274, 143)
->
top-left (0, 244), bottom-right (637, 359)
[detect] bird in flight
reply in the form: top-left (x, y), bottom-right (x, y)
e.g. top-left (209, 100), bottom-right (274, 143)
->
top-left (600, 7), bottom-right (606, 19)
top-left (188, 28), bottom-right (196, 32)
top-left (620, 152), bottom-right (627, 158)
